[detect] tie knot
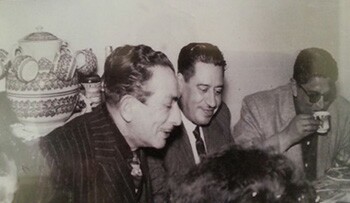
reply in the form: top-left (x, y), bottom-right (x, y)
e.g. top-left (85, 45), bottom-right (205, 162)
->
top-left (193, 126), bottom-right (201, 139)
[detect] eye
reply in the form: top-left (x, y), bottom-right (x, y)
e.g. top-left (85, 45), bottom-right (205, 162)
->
top-left (198, 86), bottom-right (208, 93)
top-left (307, 91), bottom-right (321, 103)
top-left (215, 88), bottom-right (223, 95)
top-left (164, 102), bottom-right (173, 109)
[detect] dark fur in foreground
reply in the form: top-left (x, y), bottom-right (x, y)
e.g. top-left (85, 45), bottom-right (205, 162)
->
top-left (170, 145), bottom-right (317, 203)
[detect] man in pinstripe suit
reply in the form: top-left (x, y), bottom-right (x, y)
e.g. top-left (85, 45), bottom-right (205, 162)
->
top-left (40, 45), bottom-right (181, 203)
top-left (148, 43), bottom-right (233, 202)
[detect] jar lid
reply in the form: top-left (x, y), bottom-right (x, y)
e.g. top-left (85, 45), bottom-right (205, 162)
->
top-left (81, 74), bottom-right (101, 83)
top-left (20, 26), bottom-right (59, 42)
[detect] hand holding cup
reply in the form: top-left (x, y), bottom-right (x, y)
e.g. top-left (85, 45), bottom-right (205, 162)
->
top-left (313, 111), bottom-right (330, 134)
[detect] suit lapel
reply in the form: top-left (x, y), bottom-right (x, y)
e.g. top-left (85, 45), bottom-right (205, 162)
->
top-left (139, 149), bottom-right (152, 203)
top-left (89, 107), bottom-right (136, 202)
top-left (168, 125), bottom-right (195, 168)
top-left (203, 125), bottom-right (221, 154)
top-left (178, 125), bottom-right (196, 166)
top-left (280, 84), bottom-right (297, 125)
top-left (202, 116), bottom-right (230, 154)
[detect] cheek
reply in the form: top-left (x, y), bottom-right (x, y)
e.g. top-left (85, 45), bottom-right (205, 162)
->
top-left (184, 86), bottom-right (203, 103)
top-left (215, 95), bottom-right (222, 103)
top-left (299, 96), bottom-right (313, 106)
top-left (153, 110), bottom-right (170, 125)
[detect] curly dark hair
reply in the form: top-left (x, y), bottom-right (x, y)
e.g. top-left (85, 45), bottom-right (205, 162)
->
top-left (103, 44), bottom-right (174, 104)
top-left (170, 145), bottom-right (317, 203)
top-left (293, 47), bottom-right (338, 84)
top-left (178, 42), bottom-right (226, 82)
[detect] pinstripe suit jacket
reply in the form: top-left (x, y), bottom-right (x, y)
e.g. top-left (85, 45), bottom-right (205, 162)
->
top-left (148, 102), bottom-right (233, 202)
top-left (40, 105), bottom-right (153, 203)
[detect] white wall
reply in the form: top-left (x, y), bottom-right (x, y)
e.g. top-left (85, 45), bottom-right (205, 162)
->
top-left (0, 0), bottom-right (348, 127)
top-left (338, 0), bottom-right (350, 99)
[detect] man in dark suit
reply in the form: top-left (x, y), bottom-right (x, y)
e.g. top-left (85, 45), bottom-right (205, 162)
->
top-left (149, 43), bottom-right (233, 202)
top-left (40, 45), bottom-right (181, 203)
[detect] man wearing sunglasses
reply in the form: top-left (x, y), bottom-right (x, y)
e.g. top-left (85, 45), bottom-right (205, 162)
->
top-left (40, 45), bottom-right (181, 203)
top-left (233, 47), bottom-right (350, 181)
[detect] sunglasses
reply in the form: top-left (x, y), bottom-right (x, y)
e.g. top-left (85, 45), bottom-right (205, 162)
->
top-left (298, 84), bottom-right (335, 104)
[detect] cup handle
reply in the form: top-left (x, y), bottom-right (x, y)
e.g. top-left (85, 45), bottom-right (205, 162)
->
top-left (0, 49), bottom-right (10, 79)
top-left (60, 41), bottom-right (70, 54)
top-left (14, 47), bottom-right (22, 56)
top-left (0, 62), bottom-right (11, 80)
top-left (76, 92), bottom-right (92, 114)
top-left (105, 46), bottom-right (113, 59)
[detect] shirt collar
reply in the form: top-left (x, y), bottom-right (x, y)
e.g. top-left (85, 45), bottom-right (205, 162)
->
top-left (181, 111), bottom-right (197, 133)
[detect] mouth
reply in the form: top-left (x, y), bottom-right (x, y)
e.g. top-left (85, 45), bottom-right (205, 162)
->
top-left (201, 108), bottom-right (215, 117)
top-left (161, 130), bottom-right (172, 139)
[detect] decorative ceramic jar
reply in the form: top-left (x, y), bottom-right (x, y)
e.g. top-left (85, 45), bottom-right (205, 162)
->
top-left (0, 28), bottom-right (98, 135)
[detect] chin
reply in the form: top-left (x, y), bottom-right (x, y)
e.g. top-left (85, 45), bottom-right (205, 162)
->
top-left (151, 141), bottom-right (166, 149)
top-left (196, 116), bottom-right (212, 125)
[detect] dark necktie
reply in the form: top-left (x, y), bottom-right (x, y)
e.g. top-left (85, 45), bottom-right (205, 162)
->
top-left (193, 126), bottom-right (206, 159)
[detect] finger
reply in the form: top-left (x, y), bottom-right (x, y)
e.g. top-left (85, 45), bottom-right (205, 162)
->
top-left (296, 116), bottom-right (317, 125)
top-left (300, 116), bottom-right (321, 125)
top-left (307, 119), bottom-right (321, 126)
top-left (297, 114), bottom-right (314, 119)
top-left (298, 120), bottom-right (320, 127)
top-left (304, 127), bottom-right (318, 133)
top-left (303, 125), bottom-right (319, 132)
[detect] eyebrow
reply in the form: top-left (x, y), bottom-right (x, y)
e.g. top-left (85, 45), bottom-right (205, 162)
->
top-left (197, 84), bottom-right (224, 88)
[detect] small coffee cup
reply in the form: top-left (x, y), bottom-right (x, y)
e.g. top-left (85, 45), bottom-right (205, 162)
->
top-left (75, 49), bottom-right (98, 76)
top-left (313, 111), bottom-right (330, 134)
top-left (12, 55), bottom-right (39, 82)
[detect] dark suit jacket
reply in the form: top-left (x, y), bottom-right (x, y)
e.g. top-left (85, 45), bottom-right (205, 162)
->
top-left (148, 102), bottom-right (233, 202)
top-left (40, 105), bottom-right (153, 203)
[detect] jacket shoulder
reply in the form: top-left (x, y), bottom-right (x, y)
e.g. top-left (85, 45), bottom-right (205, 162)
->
top-left (243, 84), bottom-right (292, 106)
top-left (39, 111), bottom-right (99, 161)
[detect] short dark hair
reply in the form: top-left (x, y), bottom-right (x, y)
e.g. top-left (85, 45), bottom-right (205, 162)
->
top-left (293, 47), bottom-right (338, 84)
top-left (103, 44), bottom-right (174, 104)
top-left (177, 42), bottom-right (226, 82)
top-left (170, 145), bottom-right (317, 203)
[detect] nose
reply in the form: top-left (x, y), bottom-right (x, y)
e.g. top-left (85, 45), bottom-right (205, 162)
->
top-left (205, 90), bottom-right (217, 108)
top-left (314, 95), bottom-right (325, 110)
top-left (169, 103), bottom-right (182, 126)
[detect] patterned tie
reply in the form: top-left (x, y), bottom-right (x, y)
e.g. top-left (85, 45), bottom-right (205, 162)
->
top-left (193, 126), bottom-right (206, 159)
top-left (128, 151), bottom-right (143, 193)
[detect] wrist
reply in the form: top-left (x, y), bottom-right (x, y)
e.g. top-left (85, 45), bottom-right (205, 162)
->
top-left (278, 130), bottom-right (294, 152)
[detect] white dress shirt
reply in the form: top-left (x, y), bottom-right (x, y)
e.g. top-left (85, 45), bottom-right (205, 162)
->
top-left (181, 112), bottom-right (207, 164)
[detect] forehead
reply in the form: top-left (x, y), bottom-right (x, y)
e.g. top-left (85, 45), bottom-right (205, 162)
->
top-left (191, 61), bottom-right (224, 83)
top-left (143, 66), bottom-right (178, 99)
top-left (303, 76), bottom-right (331, 92)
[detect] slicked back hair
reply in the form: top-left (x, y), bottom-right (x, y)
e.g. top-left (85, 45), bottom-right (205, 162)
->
top-left (178, 42), bottom-right (226, 82)
top-left (103, 44), bottom-right (174, 105)
top-left (293, 47), bottom-right (338, 84)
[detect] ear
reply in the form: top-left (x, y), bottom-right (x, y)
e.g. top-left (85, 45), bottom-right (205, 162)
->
top-left (119, 95), bottom-right (136, 122)
top-left (290, 78), bottom-right (298, 97)
top-left (177, 73), bottom-right (185, 95)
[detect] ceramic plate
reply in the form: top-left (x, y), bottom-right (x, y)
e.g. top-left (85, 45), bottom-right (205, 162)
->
top-left (326, 167), bottom-right (350, 182)
top-left (317, 190), bottom-right (345, 202)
